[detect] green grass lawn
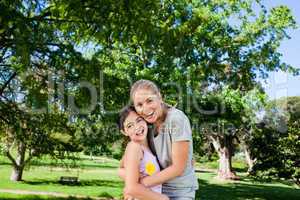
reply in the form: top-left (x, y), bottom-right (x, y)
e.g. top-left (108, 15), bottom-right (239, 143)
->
top-left (0, 155), bottom-right (299, 200)
top-left (197, 171), bottom-right (299, 200)
top-left (0, 155), bottom-right (123, 199)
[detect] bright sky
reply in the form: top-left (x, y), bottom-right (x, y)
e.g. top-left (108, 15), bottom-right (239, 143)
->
top-left (260, 0), bottom-right (300, 99)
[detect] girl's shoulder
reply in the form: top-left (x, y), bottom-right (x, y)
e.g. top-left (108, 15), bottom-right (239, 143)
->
top-left (125, 141), bottom-right (143, 151)
top-left (124, 141), bottom-right (143, 159)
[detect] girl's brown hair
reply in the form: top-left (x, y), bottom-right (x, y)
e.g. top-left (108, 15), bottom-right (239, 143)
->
top-left (118, 105), bottom-right (136, 131)
top-left (118, 105), bottom-right (136, 149)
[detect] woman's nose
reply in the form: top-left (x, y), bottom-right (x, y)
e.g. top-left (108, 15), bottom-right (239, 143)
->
top-left (141, 105), bottom-right (150, 114)
top-left (140, 105), bottom-right (146, 114)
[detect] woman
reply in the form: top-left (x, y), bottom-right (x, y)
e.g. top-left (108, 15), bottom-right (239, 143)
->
top-left (123, 79), bottom-right (198, 200)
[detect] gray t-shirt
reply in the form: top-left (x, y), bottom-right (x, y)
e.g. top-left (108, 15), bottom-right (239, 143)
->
top-left (152, 107), bottom-right (199, 190)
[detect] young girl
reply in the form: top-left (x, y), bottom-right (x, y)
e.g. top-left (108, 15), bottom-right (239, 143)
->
top-left (118, 105), bottom-right (169, 200)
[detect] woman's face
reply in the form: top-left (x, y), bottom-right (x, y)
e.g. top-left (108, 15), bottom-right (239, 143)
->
top-left (132, 88), bottom-right (162, 124)
top-left (123, 111), bottom-right (148, 143)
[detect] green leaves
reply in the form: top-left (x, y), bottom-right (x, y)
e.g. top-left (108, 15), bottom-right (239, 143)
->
top-left (251, 97), bottom-right (300, 183)
top-left (268, 6), bottom-right (297, 29)
top-left (0, 0), bottom-right (299, 182)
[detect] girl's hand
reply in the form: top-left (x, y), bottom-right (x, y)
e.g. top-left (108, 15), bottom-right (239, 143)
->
top-left (123, 187), bottom-right (134, 200)
top-left (124, 195), bottom-right (135, 200)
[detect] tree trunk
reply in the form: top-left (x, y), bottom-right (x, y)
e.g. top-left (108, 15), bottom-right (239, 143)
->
top-left (10, 165), bottom-right (24, 181)
top-left (210, 135), bottom-right (239, 180)
top-left (244, 145), bottom-right (256, 174)
top-left (10, 142), bottom-right (26, 181)
top-left (90, 151), bottom-right (94, 160)
top-left (295, 178), bottom-right (300, 186)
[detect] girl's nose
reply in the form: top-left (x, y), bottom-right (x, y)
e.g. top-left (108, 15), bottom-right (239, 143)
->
top-left (136, 126), bottom-right (142, 132)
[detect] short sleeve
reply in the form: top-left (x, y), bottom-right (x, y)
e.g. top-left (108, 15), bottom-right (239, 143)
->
top-left (162, 109), bottom-right (192, 142)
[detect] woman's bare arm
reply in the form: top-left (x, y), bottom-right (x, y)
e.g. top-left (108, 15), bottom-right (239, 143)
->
top-left (141, 141), bottom-right (189, 187)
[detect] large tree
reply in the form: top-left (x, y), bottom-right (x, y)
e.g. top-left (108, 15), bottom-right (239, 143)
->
top-left (56, 2), bottom-right (298, 180)
top-left (0, 0), bottom-right (89, 181)
top-left (0, 0), bottom-right (163, 181)
top-left (1, 0), bottom-right (298, 181)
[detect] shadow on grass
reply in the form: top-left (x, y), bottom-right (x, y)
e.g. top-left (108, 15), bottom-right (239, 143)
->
top-left (238, 174), bottom-right (298, 188)
top-left (195, 169), bottom-right (215, 173)
top-left (29, 161), bottom-right (119, 169)
top-left (196, 178), bottom-right (300, 200)
top-left (0, 161), bottom-right (118, 170)
top-left (232, 167), bottom-right (248, 173)
top-left (24, 179), bottom-right (123, 188)
top-left (0, 196), bottom-right (95, 200)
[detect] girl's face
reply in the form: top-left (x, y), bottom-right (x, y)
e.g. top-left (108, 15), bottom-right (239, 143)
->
top-left (132, 88), bottom-right (162, 124)
top-left (123, 111), bottom-right (148, 143)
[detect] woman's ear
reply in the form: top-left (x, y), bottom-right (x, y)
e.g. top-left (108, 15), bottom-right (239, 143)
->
top-left (158, 92), bottom-right (162, 100)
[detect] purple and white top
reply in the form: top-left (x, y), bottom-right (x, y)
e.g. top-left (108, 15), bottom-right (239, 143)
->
top-left (139, 145), bottom-right (162, 194)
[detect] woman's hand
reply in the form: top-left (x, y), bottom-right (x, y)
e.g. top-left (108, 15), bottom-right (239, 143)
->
top-left (162, 194), bottom-right (170, 200)
top-left (140, 175), bottom-right (150, 187)
top-left (137, 141), bottom-right (190, 187)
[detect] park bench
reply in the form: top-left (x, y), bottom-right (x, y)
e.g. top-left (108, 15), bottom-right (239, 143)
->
top-left (59, 176), bottom-right (79, 185)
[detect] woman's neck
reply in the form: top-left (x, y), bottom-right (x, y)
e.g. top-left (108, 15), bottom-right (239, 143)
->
top-left (154, 104), bottom-right (169, 132)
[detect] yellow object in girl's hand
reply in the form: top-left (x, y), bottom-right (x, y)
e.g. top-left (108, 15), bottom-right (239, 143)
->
top-left (145, 162), bottom-right (156, 176)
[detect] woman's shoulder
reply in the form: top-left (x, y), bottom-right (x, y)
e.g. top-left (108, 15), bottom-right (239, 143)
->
top-left (166, 107), bottom-right (188, 121)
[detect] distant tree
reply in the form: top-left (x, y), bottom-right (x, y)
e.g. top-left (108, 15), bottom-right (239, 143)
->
top-left (194, 87), bottom-right (265, 179)
top-left (0, 105), bottom-right (81, 181)
top-left (251, 96), bottom-right (300, 184)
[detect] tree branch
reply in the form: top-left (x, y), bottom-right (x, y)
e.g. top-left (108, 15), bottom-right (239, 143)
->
top-left (5, 150), bottom-right (18, 167)
top-left (0, 113), bottom-right (9, 123)
top-left (0, 72), bottom-right (17, 96)
top-left (24, 150), bottom-right (35, 165)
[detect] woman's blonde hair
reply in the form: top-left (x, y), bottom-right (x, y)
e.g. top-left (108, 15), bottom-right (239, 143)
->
top-left (130, 79), bottom-right (161, 102)
top-left (130, 80), bottom-right (170, 126)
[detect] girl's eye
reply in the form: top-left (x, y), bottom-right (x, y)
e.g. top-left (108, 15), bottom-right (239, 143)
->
top-left (137, 117), bottom-right (143, 123)
top-left (126, 124), bottom-right (133, 129)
